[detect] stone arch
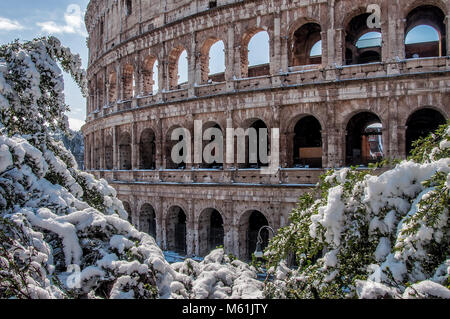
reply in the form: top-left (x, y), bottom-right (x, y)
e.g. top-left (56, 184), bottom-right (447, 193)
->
top-left (291, 115), bottom-right (323, 168)
top-left (139, 128), bottom-right (156, 169)
top-left (108, 69), bottom-right (117, 104)
top-left (122, 63), bottom-right (135, 100)
top-left (142, 55), bottom-right (158, 94)
top-left (402, 0), bottom-right (448, 21)
top-left (344, 9), bottom-right (382, 65)
top-left (404, 4), bottom-right (447, 58)
top-left (119, 131), bottom-right (132, 170)
top-left (104, 134), bottom-right (113, 170)
top-left (288, 20), bottom-right (322, 67)
top-left (168, 46), bottom-right (188, 90)
top-left (238, 209), bottom-right (270, 260)
top-left (197, 208), bottom-right (225, 256)
top-left (200, 121), bottom-right (223, 169)
top-left (200, 38), bottom-right (226, 83)
top-left (139, 203), bottom-right (157, 238)
top-left (405, 107), bottom-right (447, 155)
top-left (345, 111), bottom-right (384, 166)
top-left (241, 28), bottom-right (270, 78)
top-left (238, 118), bottom-right (270, 169)
top-left (165, 205), bottom-right (187, 254)
top-left (165, 124), bottom-right (191, 169)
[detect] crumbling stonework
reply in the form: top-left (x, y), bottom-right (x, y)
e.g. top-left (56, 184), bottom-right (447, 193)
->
top-left (83, 0), bottom-right (450, 260)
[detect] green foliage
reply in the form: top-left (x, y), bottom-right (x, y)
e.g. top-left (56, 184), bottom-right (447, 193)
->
top-left (263, 122), bottom-right (450, 299)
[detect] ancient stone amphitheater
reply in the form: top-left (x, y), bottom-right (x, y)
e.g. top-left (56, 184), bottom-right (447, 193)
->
top-left (82, 0), bottom-right (450, 260)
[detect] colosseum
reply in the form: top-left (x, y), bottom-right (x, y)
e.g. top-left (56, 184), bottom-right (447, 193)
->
top-left (82, 0), bottom-right (450, 260)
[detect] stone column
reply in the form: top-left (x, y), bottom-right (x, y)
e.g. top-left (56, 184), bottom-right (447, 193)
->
top-left (226, 27), bottom-right (236, 92)
top-left (446, 16), bottom-right (450, 56)
top-left (188, 33), bottom-right (197, 98)
top-left (100, 129), bottom-right (105, 169)
top-left (223, 200), bottom-right (234, 255)
top-left (186, 200), bottom-right (195, 256)
top-left (131, 123), bottom-right (138, 170)
top-left (155, 197), bottom-right (163, 247)
top-left (271, 12), bottom-right (282, 78)
top-left (112, 126), bottom-right (118, 170)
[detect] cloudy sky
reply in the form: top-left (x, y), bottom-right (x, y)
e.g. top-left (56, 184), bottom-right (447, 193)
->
top-left (0, 0), bottom-right (89, 131)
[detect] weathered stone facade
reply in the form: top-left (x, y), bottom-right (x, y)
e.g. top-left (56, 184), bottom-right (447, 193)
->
top-left (82, 0), bottom-right (450, 260)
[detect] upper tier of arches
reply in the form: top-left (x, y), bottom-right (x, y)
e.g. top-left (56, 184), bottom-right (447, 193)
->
top-left (86, 1), bottom-right (450, 115)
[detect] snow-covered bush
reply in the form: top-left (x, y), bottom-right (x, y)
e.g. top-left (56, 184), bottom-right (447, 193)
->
top-left (0, 37), bottom-right (261, 299)
top-left (264, 123), bottom-right (450, 299)
top-left (170, 249), bottom-right (263, 299)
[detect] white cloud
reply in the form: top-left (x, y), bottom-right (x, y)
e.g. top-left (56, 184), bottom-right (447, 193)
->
top-left (0, 17), bottom-right (25, 31)
top-left (69, 118), bottom-right (85, 131)
top-left (37, 4), bottom-right (87, 37)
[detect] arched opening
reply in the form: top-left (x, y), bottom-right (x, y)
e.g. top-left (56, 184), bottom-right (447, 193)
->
top-left (201, 39), bottom-right (226, 83)
top-left (139, 204), bottom-right (156, 238)
top-left (406, 108), bottom-right (446, 155)
top-left (165, 126), bottom-right (189, 170)
top-left (289, 22), bottom-right (322, 66)
top-left (345, 13), bottom-right (382, 65)
top-left (143, 56), bottom-right (158, 95)
top-left (198, 208), bottom-right (224, 256)
top-left (239, 210), bottom-right (269, 260)
top-left (405, 5), bottom-right (446, 59)
top-left (243, 119), bottom-right (269, 169)
top-left (139, 128), bottom-right (156, 170)
top-left (123, 201), bottom-right (132, 224)
top-left (122, 64), bottom-right (135, 100)
top-left (119, 132), bottom-right (132, 170)
top-left (346, 112), bottom-right (384, 166)
top-left (168, 47), bottom-right (188, 89)
top-left (242, 30), bottom-right (270, 78)
top-left (201, 122), bottom-right (223, 169)
top-left (108, 71), bottom-right (117, 105)
top-left (293, 116), bottom-right (322, 168)
top-left (104, 135), bottom-right (113, 170)
top-left (166, 206), bottom-right (187, 254)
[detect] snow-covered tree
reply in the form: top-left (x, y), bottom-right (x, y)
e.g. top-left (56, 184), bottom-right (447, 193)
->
top-left (0, 37), bottom-right (261, 299)
top-left (264, 122), bottom-right (450, 299)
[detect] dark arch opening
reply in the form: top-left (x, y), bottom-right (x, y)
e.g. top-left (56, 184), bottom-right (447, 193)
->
top-left (166, 126), bottom-right (188, 170)
top-left (346, 112), bottom-right (384, 166)
top-left (104, 135), bottom-right (113, 170)
top-left (119, 132), bottom-right (132, 170)
top-left (244, 119), bottom-right (269, 169)
top-left (201, 122), bottom-right (223, 169)
top-left (166, 206), bottom-right (187, 254)
top-left (140, 129), bottom-right (156, 170)
top-left (123, 201), bottom-right (132, 224)
top-left (406, 108), bottom-right (446, 155)
top-left (242, 211), bottom-right (269, 260)
top-left (140, 204), bottom-right (156, 239)
top-left (290, 22), bottom-right (322, 66)
top-left (345, 13), bottom-right (382, 65)
top-left (198, 209), bottom-right (224, 256)
top-left (293, 115), bottom-right (322, 168)
top-left (405, 5), bottom-right (446, 58)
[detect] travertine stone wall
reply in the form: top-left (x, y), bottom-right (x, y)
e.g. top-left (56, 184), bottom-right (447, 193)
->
top-left (83, 0), bottom-right (450, 259)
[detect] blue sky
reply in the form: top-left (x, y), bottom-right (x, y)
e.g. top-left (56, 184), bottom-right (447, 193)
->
top-left (0, 2), bottom-right (437, 131)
